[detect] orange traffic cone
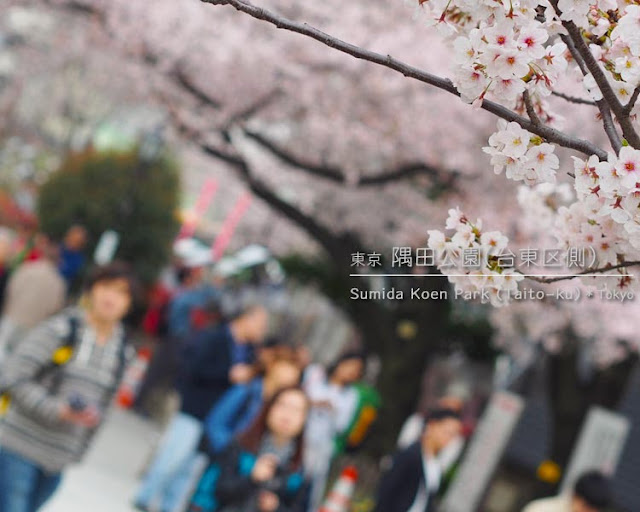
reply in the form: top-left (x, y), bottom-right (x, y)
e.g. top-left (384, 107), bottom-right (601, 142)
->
top-left (116, 347), bottom-right (152, 408)
top-left (318, 466), bottom-right (358, 512)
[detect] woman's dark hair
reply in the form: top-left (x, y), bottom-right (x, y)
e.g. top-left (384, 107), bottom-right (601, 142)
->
top-left (84, 261), bottom-right (142, 305)
top-left (425, 407), bottom-right (462, 424)
top-left (327, 350), bottom-right (366, 379)
top-left (237, 386), bottom-right (309, 470)
top-left (574, 471), bottom-right (612, 509)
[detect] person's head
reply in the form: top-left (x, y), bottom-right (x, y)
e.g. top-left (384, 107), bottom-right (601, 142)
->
top-left (84, 262), bottom-right (140, 324)
top-left (238, 386), bottom-right (310, 469)
top-left (230, 305), bottom-right (269, 344)
top-left (422, 408), bottom-right (463, 456)
top-left (328, 350), bottom-right (366, 386)
top-left (64, 225), bottom-right (88, 252)
top-left (258, 338), bottom-right (300, 371)
top-left (264, 358), bottom-right (302, 396)
top-left (571, 471), bottom-right (612, 512)
top-left (34, 233), bottom-right (60, 263)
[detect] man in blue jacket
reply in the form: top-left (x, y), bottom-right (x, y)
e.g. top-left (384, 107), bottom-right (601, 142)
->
top-left (134, 305), bottom-right (268, 512)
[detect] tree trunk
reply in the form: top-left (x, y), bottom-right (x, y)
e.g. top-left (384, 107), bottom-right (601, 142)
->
top-left (547, 342), bottom-right (638, 479)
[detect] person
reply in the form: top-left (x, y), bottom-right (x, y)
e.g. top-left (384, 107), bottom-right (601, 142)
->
top-left (215, 386), bottom-right (311, 512)
top-left (374, 408), bottom-right (463, 512)
top-left (58, 225), bottom-right (88, 289)
top-left (133, 305), bottom-right (269, 512)
top-left (397, 393), bottom-right (469, 496)
top-left (0, 228), bottom-right (15, 312)
top-left (205, 356), bottom-right (302, 454)
top-left (168, 261), bottom-right (220, 341)
top-left (302, 351), bottom-right (365, 511)
top-left (0, 262), bottom-right (138, 512)
top-left (0, 235), bottom-right (66, 362)
top-left (522, 471), bottom-right (612, 512)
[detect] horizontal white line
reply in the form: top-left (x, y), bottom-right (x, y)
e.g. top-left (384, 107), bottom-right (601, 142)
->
top-left (349, 274), bottom-right (633, 278)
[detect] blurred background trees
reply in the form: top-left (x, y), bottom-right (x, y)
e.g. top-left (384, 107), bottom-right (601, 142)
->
top-left (37, 146), bottom-right (180, 284)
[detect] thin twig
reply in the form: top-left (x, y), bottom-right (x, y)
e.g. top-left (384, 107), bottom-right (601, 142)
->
top-left (623, 85), bottom-right (640, 116)
top-left (202, 0), bottom-right (608, 160)
top-left (520, 260), bottom-right (640, 284)
top-left (551, 91), bottom-right (597, 107)
top-left (523, 91), bottom-right (541, 127)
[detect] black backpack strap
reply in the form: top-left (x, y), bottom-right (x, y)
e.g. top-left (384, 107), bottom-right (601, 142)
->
top-left (111, 329), bottom-right (130, 394)
top-left (46, 315), bottom-right (82, 394)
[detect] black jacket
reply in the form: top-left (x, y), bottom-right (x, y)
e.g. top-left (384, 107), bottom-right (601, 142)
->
top-left (178, 324), bottom-right (235, 420)
top-left (374, 442), bottom-right (437, 512)
top-left (216, 441), bottom-right (310, 512)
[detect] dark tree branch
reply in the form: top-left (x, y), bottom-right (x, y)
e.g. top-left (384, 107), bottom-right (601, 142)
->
top-left (623, 85), bottom-right (640, 116)
top-left (358, 163), bottom-right (459, 187)
top-left (201, 0), bottom-right (608, 160)
top-left (244, 129), bottom-right (459, 189)
top-left (243, 129), bottom-right (344, 182)
top-left (521, 260), bottom-right (640, 284)
top-left (43, 0), bottom-right (106, 22)
top-left (199, 141), bottom-right (362, 260)
top-left (551, 91), bottom-right (597, 107)
top-left (550, 0), bottom-right (640, 149)
top-left (523, 91), bottom-right (541, 127)
top-left (170, 65), bottom-right (222, 109)
top-left (222, 89), bottom-right (283, 129)
top-left (558, 30), bottom-right (622, 152)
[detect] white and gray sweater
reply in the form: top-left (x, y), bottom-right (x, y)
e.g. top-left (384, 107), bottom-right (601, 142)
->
top-left (0, 307), bottom-right (126, 473)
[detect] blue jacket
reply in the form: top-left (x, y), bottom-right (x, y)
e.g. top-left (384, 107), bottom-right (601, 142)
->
top-left (167, 285), bottom-right (219, 338)
top-left (205, 378), bottom-right (264, 454)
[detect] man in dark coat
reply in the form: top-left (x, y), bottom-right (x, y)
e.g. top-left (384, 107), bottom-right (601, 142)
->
top-left (375, 408), bottom-right (462, 512)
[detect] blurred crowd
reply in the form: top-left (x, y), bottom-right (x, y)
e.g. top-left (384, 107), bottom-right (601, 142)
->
top-left (0, 224), bottom-right (617, 512)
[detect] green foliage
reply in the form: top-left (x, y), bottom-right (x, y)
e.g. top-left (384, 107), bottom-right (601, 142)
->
top-left (37, 147), bottom-right (181, 284)
top-left (278, 253), bottom-right (349, 305)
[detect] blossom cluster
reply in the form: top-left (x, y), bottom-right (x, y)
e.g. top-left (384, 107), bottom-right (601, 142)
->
top-left (578, 4), bottom-right (640, 106)
top-left (428, 207), bottom-right (524, 306)
top-left (403, 0), bottom-right (569, 105)
top-left (404, 1), bottom-right (640, 110)
top-left (484, 120), bottom-right (559, 184)
top-left (553, 148), bottom-right (640, 288)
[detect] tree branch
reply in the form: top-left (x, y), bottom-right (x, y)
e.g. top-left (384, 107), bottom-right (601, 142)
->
top-left (623, 85), bottom-right (640, 116)
top-left (521, 260), bottom-right (640, 284)
top-left (243, 129), bottom-right (344, 182)
top-left (170, 65), bottom-right (222, 109)
top-left (550, 0), bottom-right (640, 149)
top-left (198, 141), bottom-right (362, 259)
top-left (201, 0), bottom-right (608, 160)
top-left (243, 129), bottom-right (458, 189)
top-left (359, 163), bottom-right (459, 187)
top-left (558, 30), bottom-right (622, 152)
top-left (551, 91), bottom-right (597, 107)
top-left (523, 91), bottom-right (541, 127)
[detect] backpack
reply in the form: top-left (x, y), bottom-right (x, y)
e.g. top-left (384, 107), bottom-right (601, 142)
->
top-left (334, 383), bottom-right (381, 455)
top-left (0, 315), bottom-right (127, 415)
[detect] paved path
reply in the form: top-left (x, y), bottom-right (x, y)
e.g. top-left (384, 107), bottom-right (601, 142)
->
top-left (42, 408), bottom-right (161, 512)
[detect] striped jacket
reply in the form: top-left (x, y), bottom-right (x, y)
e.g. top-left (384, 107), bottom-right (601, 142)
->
top-left (0, 307), bottom-right (126, 473)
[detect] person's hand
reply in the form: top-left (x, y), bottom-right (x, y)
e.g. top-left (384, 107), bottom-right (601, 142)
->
top-left (251, 454), bottom-right (278, 483)
top-left (229, 363), bottom-right (255, 384)
top-left (258, 490), bottom-right (280, 512)
top-left (59, 403), bottom-right (101, 428)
